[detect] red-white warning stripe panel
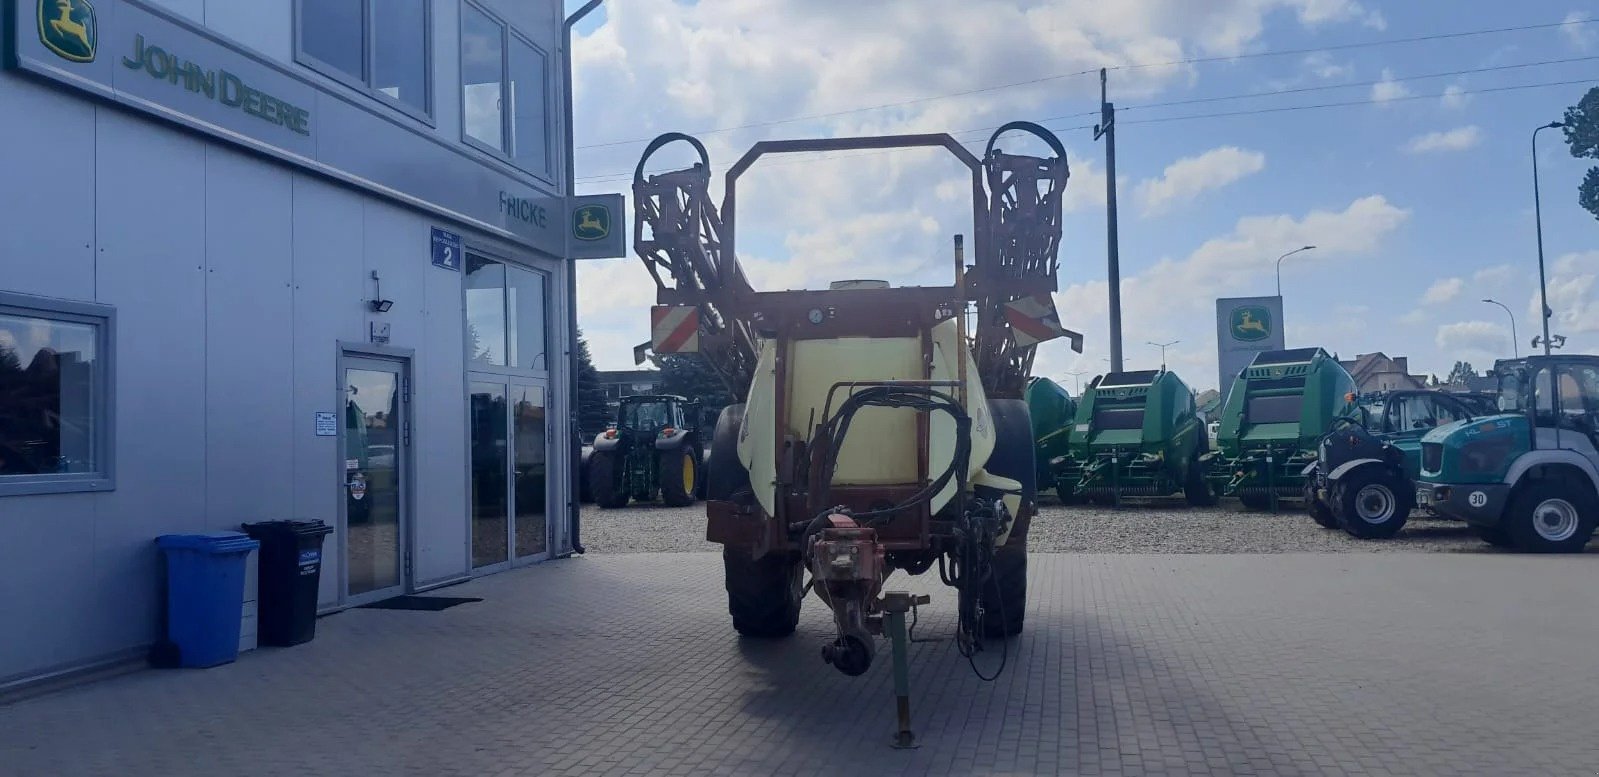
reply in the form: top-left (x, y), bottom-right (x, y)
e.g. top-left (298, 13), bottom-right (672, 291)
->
top-left (1003, 294), bottom-right (1066, 347)
top-left (650, 305), bottom-right (699, 354)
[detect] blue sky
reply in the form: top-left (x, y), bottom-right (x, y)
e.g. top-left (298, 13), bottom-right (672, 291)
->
top-left (567, 0), bottom-right (1597, 392)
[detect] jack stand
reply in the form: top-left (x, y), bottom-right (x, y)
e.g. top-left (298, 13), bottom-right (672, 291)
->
top-left (881, 591), bottom-right (930, 749)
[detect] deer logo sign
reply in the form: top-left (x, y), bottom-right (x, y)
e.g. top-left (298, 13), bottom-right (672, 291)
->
top-left (1230, 306), bottom-right (1272, 342)
top-left (574, 204), bottom-right (611, 242)
top-left (38, 0), bottom-right (97, 63)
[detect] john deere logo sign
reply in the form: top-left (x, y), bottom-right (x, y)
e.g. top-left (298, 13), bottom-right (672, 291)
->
top-left (1230, 306), bottom-right (1272, 342)
top-left (39, 0), bottom-right (97, 63)
top-left (574, 204), bottom-right (611, 242)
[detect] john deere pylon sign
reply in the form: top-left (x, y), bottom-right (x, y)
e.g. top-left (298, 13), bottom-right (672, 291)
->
top-left (1217, 296), bottom-right (1285, 394)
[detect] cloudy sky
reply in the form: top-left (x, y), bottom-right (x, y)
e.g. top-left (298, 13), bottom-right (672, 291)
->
top-left (567, 0), bottom-right (1598, 393)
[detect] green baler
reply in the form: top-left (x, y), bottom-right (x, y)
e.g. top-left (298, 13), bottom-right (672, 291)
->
top-left (1026, 376), bottom-right (1078, 492)
top-left (1054, 369), bottom-right (1214, 505)
top-left (1204, 347), bottom-right (1356, 510)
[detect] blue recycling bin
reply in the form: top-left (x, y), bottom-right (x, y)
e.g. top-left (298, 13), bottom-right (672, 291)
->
top-left (155, 532), bottom-right (259, 668)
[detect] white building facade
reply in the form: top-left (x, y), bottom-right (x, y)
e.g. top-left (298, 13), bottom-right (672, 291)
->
top-left (0, 0), bottom-right (618, 689)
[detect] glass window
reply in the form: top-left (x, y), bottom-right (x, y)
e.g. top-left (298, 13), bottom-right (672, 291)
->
top-left (300, 0), bottom-right (364, 81)
top-left (0, 297), bottom-right (112, 496)
top-left (299, 0), bottom-right (430, 116)
top-left (1247, 395), bottom-right (1301, 424)
top-left (465, 255), bottom-right (507, 367)
top-left (507, 266), bottom-right (547, 371)
top-left (507, 34), bottom-right (548, 171)
top-left (512, 384), bottom-right (547, 559)
top-left (461, 3), bottom-right (504, 150)
top-left (373, 0), bottom-right (429, 112)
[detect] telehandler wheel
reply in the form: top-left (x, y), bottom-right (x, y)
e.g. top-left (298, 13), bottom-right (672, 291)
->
top-left (1332, 468), bottom-right (1413, 539)
top-left (588, 451), bottom-right (629, 509)
top-left (658, 446), bottom-right (700, 507)
top-left (1471, 524), bottom-right (1515, 548)
top-left (1502, 479), bottom-right (1598, 553)
top-left (978, 399), bottom-right (1034, 639)
top-left (1302, 478), bottom-right (1337, 529)
top-left (723, 549), bottom-right (803, 638)
top-left (705, 404), bottom-right (750, 501)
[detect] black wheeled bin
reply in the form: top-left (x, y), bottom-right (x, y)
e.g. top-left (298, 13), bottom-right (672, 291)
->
top-left (241, 519), bottom-right (333, 646)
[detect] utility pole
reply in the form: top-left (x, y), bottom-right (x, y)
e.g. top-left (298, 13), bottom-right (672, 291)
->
top-left (1094, 68), bottom-right (1124, 372)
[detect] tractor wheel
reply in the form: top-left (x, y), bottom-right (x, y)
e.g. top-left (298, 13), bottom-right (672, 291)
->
top-left (1302, 477), bottom-right (1337, 529)
top-left (658, 446), bottom-right (700, 507)
top-left (1502, 478), bottom-right (1598, 553)
top-left (1237, 492), bottom-right (1271, 511)
top-left (723, 548), bottom-right (803, 638)
top-left (1471, 524), bottom-right (1515, 548)
top-left (1332, 468), bottom-right (1413, 539)
top-left (978, 399), bottom-right (1033, 639)
top-left (706, 405), bottom-right (750, 501)
top-left (588, 451), bottom-right (629, 509)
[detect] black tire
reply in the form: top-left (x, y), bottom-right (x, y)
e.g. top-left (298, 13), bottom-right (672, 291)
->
top-left (1332, 467), bottom-right (1413, 539)
top-left (1237, 492), bottom-right (1271, 511)
top-left (1501, 478), bottom-right (1599, 553)
top-left (1184, 460), bottom-right (1217, 507)
top-left (658, 445), bottom-right (699, 507)
top-left (978, 399), bottom-right (1033, 639)
top-left (1302, 476), bottom-right (1338, 529)
top-left (1471, 524), bottom-right (1515, 547)
top-left (1055, 484), bottom-right (1081, 505)
top-left (706, 405), bottom-right (750, 502)
top-left (723, 548), bottom-right (802, 638)
top-left (588, 451), bottom-right (629, 509)
top-left (578, 448), bottom-right (595, 504)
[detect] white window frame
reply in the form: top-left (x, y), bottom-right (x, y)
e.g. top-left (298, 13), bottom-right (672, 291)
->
top-left (458, 0), bottom-right (555, 180)
top-left (294, 0), bottom-right (436, 124)
top-left (0, 291), bottom-right (116, 497)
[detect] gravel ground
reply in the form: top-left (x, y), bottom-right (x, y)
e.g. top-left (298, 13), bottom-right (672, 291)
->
top-left (576, 497), bottom-right (1596, 555)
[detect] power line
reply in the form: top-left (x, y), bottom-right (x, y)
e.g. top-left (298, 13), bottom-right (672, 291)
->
top-left (1115, 78), bottom-right (1597, 127)
top-left (575, 16), bottom-right (1595, 153)
top-left (575, 74), bottom-right (1592, 185)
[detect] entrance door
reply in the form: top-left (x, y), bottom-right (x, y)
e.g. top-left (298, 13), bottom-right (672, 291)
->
top-left (469, 379), bottom-right (550, 570)
top-left (343, 356), bottom-right (410, 603)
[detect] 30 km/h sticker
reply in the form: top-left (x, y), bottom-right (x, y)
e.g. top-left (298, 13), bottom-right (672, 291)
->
top-left (1468, 491), bottom-right (1488, 508)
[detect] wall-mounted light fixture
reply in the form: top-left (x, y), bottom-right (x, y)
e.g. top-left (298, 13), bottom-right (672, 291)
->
top-left (368, 270), bottom-right (394, 313)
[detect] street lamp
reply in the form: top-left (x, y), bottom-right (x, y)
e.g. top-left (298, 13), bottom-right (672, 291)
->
top-left (1147, 339), bottom-right (1179, 370)
top-left (1532, 120), bottom-right (1564, 356)
top-left (1064, 370), bottom-right (1088, 395)
top-left (1481, 298), bottom-right (1518, 358)
top-left (1274, 245), bottom-right (1317, 298)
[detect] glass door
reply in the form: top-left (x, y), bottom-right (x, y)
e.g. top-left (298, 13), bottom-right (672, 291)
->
top-left (343, 356), bottom-right (409, 602)
top-left (511, 382), bottom-right (548, 561)
top-left (470, 382), bottom-right (509, 570)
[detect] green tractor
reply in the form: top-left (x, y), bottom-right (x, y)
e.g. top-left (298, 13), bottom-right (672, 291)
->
top-left (587, 394), bottom-right (704, 509)
top-left (1053, 369), bottom-right (1214, 506)
top-left (1025, 376), bottom-right (1077, 496)
top-left (1204, 348), bottom-right (1356, 510)
top-left (1418, 355), bottom-right (1599, 553)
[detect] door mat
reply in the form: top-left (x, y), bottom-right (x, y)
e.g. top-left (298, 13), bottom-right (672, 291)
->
top-left (358, 596), bottom-right (483, 611)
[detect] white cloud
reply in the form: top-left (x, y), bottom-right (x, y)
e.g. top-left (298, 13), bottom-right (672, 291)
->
top-left (1303, 52), bottom-right (1352, 80)
top-left (1471, 264), bottom-right (1517, 292)
top-left (1039, 195), bottom-right (1411, 390)
top-left (1404, 126), bottom-right (1483, 154)
top-left (1423, 277), bottom-right (1464, 305)
top-left (1135, 146), bottom-right (1266, 215)
top-left (1563, 12), bottom-right (1596, 51)
top-left (1371, 68), bottom-right (1410, 103)
top-left (1440, 84), bottom-right (1471, 110)
top-left (1436, 321), bottom-right (1510, 357)
top-left (571, 1), bottom-right (1403, 370)
top-left (1536, 250), bottom-right (1599, 340)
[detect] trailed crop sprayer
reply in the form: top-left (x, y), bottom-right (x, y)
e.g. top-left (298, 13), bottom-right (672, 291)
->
top-left (628, 123), bottom-right (1082, 745)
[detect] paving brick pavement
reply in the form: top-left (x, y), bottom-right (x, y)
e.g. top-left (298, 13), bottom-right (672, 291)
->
top-left (2, 552), bottom-right (1597, 776)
